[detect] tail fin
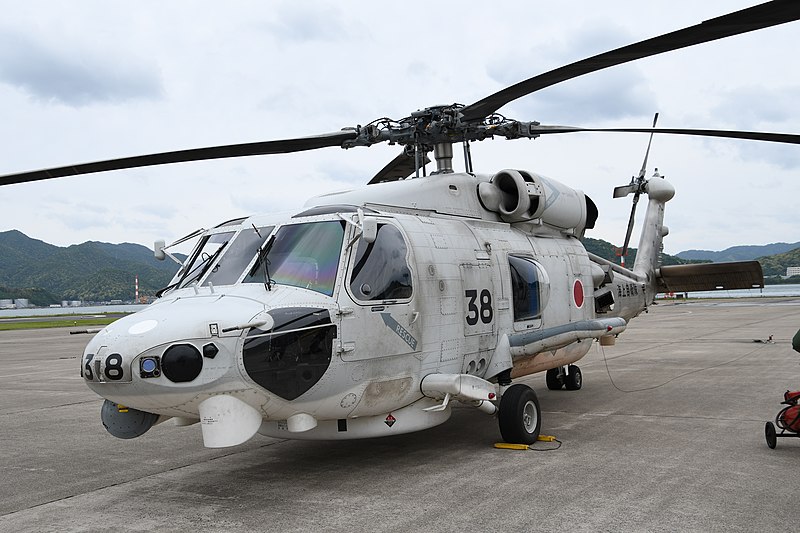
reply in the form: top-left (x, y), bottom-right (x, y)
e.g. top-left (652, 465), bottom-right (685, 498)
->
top-left (630, 175), bottom-right (765, 295)
top-left (632, 172), bottom-right (674, 280)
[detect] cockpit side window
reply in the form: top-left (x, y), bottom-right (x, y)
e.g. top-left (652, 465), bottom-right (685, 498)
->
top-left (509, 255), bottom-right (544, 321)
top-left (349, 224), bottom-right (412, 301)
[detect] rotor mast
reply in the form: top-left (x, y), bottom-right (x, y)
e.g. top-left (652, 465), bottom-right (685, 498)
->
top-left (432, 143), bottom-right (454, 174)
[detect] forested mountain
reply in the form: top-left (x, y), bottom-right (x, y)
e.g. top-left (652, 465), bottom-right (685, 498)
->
top-left (581, 238), bottom-right (705, 267)
top-left (676, 242), bottom-right (800, 262)
top-left (755, 247), bottom-right (800, 278)
top-left (0, 230), bottom-right (178, 303)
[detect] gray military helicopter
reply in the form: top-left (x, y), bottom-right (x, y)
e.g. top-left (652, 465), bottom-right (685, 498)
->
top-left (1, 1), bottom-right (798, 447)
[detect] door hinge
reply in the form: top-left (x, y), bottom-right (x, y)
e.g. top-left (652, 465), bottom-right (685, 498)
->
top-left (336, 342), bottom-right (356, 355)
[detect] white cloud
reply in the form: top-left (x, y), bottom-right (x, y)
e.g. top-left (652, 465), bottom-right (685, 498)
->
top-left (712, 86), bottom-right (799, 128)
top-left (261, 2), bottom-right (353, 43)
top-left (0, 28), bottom-right (162, 106)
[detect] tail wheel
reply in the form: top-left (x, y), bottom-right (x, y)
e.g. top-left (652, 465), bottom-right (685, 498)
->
top-left (498, 384), bottom-right (541, 444)
top-left (564, 365), bottom-right (582, 390)
top-left (546, 368), bottom-right (563, 390)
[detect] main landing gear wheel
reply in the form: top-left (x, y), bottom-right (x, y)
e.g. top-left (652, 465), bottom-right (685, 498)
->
top-left (546, 368), bottom-right (563, 390)
top-left (765, 421), bottom-right (777, 449)
top-left (564, 365), bottom-right (582, 391)
top-left (498, 384), bottom-right (541, 444)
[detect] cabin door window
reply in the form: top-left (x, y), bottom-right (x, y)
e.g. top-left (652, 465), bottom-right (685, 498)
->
top-left (509, 255), bottom-right (549, 322)
top-left (349, 224), bottom-right (413, 301)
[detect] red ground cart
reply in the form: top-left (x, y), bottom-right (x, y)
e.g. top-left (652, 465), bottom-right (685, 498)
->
top-left (765, 390), bottom-right (800, 449)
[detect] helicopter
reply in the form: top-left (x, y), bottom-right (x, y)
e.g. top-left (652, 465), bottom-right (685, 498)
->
top-left (1, 1), bottom-right (798, 447)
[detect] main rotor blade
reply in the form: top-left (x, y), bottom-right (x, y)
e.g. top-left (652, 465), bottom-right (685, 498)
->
top-left (0, 130), bottom-right (358, 187)
top-left (460, 1), bottom-right (800, 122)
top-left (368, 151), bottom-right (432, 185)
top-left (531, 126), bottom-right (800, 145)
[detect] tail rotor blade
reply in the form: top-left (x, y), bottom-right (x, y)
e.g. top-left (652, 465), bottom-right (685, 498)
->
top-left (637, 113), bottom-right (659, 179)
top-left (621, 197), bottom-right (639, 257)
top-left (613, 184), bottom-right (636, 198)
top-left (620, 113), bottom-right (659, 258)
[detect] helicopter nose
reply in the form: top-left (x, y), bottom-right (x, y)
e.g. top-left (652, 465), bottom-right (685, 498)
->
top-left (82, 294), bottom-right (267, 394)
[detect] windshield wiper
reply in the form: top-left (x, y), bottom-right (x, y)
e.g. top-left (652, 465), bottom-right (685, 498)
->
top-left (178, 241), bottom-right (229, 289)
top-left (250, 236), bottom-right (276, 291)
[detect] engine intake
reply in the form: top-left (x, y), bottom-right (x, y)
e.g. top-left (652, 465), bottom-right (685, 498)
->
top-left (478, 169), bottom-right (596, 234)
top-left (478, 169), bottom-right (544, 223)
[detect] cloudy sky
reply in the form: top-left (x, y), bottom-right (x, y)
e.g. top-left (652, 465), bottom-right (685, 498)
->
top-left (0, 0), bottom-right (798, 255)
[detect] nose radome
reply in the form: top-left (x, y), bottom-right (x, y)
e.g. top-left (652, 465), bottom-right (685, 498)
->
top-left (86, 295), bottom-right (268, 356)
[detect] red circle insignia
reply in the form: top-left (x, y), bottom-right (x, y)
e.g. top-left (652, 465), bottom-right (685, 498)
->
top-left (573, 279), bottom-right (584, 308)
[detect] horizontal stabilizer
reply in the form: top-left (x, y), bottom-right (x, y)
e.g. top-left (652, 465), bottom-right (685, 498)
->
top-left (656, 261), bottom-right (764, 293)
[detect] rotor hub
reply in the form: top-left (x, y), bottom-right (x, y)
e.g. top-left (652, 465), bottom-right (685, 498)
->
top-left (341, 104), bottom-right (542, 152)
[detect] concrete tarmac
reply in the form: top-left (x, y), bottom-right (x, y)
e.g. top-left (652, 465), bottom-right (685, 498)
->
top-left (1, 298), bottom-right (799, 532)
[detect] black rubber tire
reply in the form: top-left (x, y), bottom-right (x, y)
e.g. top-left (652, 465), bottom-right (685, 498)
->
top-left (564, 365), bottom-right (582, 391)
top-left (546, 368), bottom-right (563, 390)
top-left (498, 384), bottom-right (541, 444)
top-left (765, 421), bottom-right (777, 449)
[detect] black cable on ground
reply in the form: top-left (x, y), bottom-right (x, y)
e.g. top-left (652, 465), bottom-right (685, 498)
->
top-left (599, 342), bottom-right (767, 393)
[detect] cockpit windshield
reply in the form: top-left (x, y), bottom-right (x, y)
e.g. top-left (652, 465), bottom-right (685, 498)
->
top-left (176, 231), bottom-right (234, 289)
top-left (244, 220), bottom-right (345, 296)
top-left (203, 226), bottom-right (273, 287)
